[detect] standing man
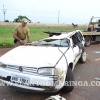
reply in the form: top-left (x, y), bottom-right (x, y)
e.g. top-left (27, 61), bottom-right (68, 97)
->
top-left (13, 18), bottom-right (31, 46)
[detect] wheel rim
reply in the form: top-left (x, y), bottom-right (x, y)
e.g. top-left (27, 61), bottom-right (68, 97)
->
top-left (82, 52), bottom-right (87, 61)
top-left (85, 37), bottom-right (91, 46)
top-left (86, 40), bottom-right (90, 45)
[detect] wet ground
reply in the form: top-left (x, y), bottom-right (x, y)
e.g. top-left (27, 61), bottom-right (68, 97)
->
top-left (0, 43), bottom-right (100, 100)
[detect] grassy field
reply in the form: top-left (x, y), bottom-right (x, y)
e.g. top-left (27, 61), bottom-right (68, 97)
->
top-left (0, 23), bottom-right (86, 47)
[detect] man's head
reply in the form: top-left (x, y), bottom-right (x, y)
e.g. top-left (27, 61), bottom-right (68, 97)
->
top-left (21, 18), bottom-right (28, 27)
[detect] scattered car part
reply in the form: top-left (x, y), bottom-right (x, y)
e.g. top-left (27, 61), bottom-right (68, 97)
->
top-left (45, 94), bottom-right (66, 100)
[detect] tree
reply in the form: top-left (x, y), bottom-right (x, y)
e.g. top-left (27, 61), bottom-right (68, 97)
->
top-left (4, 20), bottom-right (9, 22)
top-left (13, 15), bottom-right (31, 22)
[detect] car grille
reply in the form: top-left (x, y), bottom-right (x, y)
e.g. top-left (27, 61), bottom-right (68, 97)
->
top-left (6, 65), bottom-right (38, 74)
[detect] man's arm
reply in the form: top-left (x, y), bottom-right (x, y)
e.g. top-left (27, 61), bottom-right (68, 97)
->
top-left (26, 28), bottom-right (31, 43)
top-left (26, 33), bottom-right (31, 43)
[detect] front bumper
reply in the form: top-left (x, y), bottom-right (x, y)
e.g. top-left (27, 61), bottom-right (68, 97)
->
top-left (0, 68), bottom-right (60, 93)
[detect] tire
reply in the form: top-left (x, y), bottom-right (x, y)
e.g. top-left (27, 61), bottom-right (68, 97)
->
top-left (62, 68), bottom-right (74, 93)
top-left (85, 36), bottom-right (91, 47)
top-left (79, 50), bottom-right (87, 63)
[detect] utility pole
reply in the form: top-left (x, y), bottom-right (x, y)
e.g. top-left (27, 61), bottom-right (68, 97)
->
top-left (2, 5), bottom-right (7, 22)
top-left (58, 11), bottom-right (60, 24)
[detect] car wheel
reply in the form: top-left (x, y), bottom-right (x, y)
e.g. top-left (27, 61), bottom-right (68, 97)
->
top-left (62, 68), bottom-right (74, 93)
top-left (85, 36), bottom-right (91, 47)
top-left (79, 50), bottom-right (87, 63)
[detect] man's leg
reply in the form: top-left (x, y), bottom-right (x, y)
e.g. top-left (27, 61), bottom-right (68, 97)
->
top-left (14, 40), bottom-right (25, 47)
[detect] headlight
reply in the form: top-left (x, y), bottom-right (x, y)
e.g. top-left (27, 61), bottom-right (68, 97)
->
top-left (0, 62), bottom-right (7, 68)
top-left (38, 68), bottom-right (54, 75)
top-left (38, 68), bottom-right (62, 76)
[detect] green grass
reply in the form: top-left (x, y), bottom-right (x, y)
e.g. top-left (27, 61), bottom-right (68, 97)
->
top-left (0, 25), bottom-right (86, 48)
top-left (0, 26), bottom-right (14, 47)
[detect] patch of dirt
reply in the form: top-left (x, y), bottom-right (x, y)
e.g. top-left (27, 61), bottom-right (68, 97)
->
top-left (0, 48), bottom-right (13, 57)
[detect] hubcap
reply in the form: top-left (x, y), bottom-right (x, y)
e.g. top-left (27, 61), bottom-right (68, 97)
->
top-left (82, 52), bottom-right (87, 61)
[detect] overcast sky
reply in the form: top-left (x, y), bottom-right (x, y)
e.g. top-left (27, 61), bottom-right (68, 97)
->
top-left (0, 0), bottom-right (100, 24)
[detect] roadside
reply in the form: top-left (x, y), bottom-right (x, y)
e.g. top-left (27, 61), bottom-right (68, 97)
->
top-left (0, 48), bottom-right (13, 57)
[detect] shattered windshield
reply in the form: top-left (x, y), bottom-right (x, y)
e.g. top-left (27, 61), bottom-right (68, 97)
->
top-left (33, 39), bottom-right (70, 47)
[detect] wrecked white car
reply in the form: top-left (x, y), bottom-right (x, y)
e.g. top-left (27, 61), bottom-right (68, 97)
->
top-left (0, 30), bottom-right (87, 93)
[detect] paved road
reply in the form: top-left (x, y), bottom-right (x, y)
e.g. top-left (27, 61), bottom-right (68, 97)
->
top-left (0, 43), bottom-right (100, 100)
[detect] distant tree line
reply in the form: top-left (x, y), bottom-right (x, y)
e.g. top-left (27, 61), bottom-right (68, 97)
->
top-left (4, 15), bottom-right (32, 23)
top-left (4, 20), bottom-right (9, 22)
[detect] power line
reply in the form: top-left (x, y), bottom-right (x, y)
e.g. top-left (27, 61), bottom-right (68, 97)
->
top-left (58, 11), bottom-right (60, 24)
top-left (2, 5), bottom-right (7, 21)
top-left (6, 8), bottom-right (57, 14)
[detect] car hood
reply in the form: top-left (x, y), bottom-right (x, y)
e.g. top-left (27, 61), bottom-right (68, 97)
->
top-left (0, 46), bottom-right (68, 68)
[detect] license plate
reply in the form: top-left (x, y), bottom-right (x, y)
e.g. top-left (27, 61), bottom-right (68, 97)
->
top-left (11, 74), bottom-right (30, 85)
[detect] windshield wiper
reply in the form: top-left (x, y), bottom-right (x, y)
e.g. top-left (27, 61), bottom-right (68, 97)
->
top-left (42, 44), bottom-right (51, 46)
top-left (53, 44), bottom-right (62, 47)
top-left (42, 43), bottom-right (62, 47)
